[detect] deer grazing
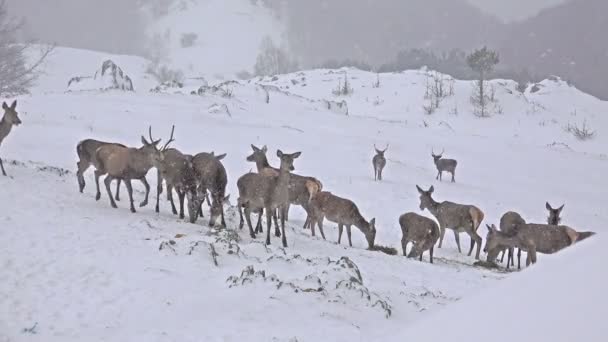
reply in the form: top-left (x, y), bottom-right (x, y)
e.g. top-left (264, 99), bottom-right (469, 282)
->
top-left (76, 139), bottom-right (126, 199)
top-left (0, 100), bottom-right (22, 176)
top-left (546, 202), bottom-right (564, 225)
top-left (237, 150), bottom-right (300, 247)
top-left (416, 185), bottom-right (484, 259)
top-left (308, 191), bottom-right (377, 249)
top-left (399, 212), bottom-right (439, 263)
top-left (372, 144), bottom-right (388, 181)
top-left (246, 144), bottom-right (322, 227)
top-left (93, 126), bottom-right (171, 213)
top-left (498, 211), bottom-right (526, 268)
top-left (431, 149), bottom-right (457, 182)
top-left (191, 152), bottom-right (229, 227)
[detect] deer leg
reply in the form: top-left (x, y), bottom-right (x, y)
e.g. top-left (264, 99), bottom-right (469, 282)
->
top-left (280, 205), bottom-right (288, 248)
top-left (237, 201), bottom-right (244, 230)
top-left (273, 210), bottom-right (281, 237)
top-left (467, 235), bottom-right (476, 256)
top-left (310, 213), bottom-right (316, 237)
top-left (517, 249), bottom-right (522, 270)
top-left (94, 169), bottom-right (104, 201)
top-left (0, 157), bottom-right (6, 177)
top-left (469, 231), bottom-right (482, 260)
top-left (378, 168), bottom-right (382, 181)
top-left (401, 238), bottom-right (408, 256)
top-left (430, 247), bottom-right (434, 264)
top-left (499, 249), bottom-right (505, 263)
top-left (374, 166), bottom-right (377, 181)
top-left (451, 171), bottom-right (455, 183)
top-left (438, 225), bottom-right (446, 248)
top-left (244, 206), bottom-right (256, 239)
top-left (104, 175), bottom-right (117, 208)
top-left (255, 209), bottom-right (263, 233)
top-left (220, 202), bottom-right (227, 229)
top-left (510, 248), bottom-right (515, 267)
top-left (346, 225), bottom-right (353, 247)
top-left (115, 179), bottom-right (122, 201)
top-left (453, 231), bottom-right (462, 253)
top-left (338, 224), bottom-right (344, 244)
top-left (124, 179), bottom-right (136, 213)
top-left (155, 177), bottom-right (162, 213)
top-left (139, 177), bottom-right (150, 207)
top-left (265, 206), bottom-right (272, 245)
top-left (318, 217), bottom-right (326, 240)
top-left (168, 185), bottom-right (178, 215)
top-left (435, 170), bottom-right (440, 180)
top-left (177, 189), bottom-right (186, 220)
top-left (76, 161), bottom-right (87, 192)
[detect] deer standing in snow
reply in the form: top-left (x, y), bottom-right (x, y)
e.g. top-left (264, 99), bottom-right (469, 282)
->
top-left (372, 144), bottom-right (388, 181)
top-left (432, 149), bottom-right (457, 182)
top-left (399, 212), bottom-right (440, 263)
top-left (76, 139), bottom-right (126, 198)
top-left (0, 100), bottom-right (22, 176)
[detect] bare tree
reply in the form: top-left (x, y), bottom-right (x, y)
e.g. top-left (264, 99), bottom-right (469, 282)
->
top-left (0, 0), bottom-right (53, 96)
top-left (253, 36), bottom-right (298, 76)
top-left (467, 46), bottom-right (499, 118)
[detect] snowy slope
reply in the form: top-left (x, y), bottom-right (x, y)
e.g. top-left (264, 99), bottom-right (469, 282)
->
top-left (0, 47), bottom-right (606, 341)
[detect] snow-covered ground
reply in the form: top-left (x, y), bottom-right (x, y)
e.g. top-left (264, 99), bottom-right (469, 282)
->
top-left (0, 47), bottom-right (606, 341)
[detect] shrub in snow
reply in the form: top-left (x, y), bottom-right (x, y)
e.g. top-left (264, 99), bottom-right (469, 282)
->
top-left (322, 99), bottom-right (349, 115)
top-left (150, 80), bottom-right (184, 93)
top-left (565, 119), bottom-right (595, 141)
top-left (146, 63), bottom-right (184, 84)
top-left (67, 60), bottom-right (134, 92)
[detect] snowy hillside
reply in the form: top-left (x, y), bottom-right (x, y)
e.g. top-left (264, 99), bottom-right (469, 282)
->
top-left (0, 47), bottom-right (606, 341)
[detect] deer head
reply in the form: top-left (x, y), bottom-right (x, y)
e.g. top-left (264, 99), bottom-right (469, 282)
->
top-left (365, 218), bottom-right (377, 248)
top-left (416, 185), bottom-right (435, 211)
top-left (546, 202), bottom-right (564, 225)
top-left (247, 144), bottom-right (268, 162)
top-left (431, 148), bottom-right (444, 162)
top-left (374, 144), bottom-right (388, 156)
top-left (483, 224), bottom-right (499, 253)
top-left (277, 150), bottom-right (301, 171)
top-left (2, 100), bottom-right (21, 126)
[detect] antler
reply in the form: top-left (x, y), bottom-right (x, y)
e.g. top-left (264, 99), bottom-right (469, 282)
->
top-left (383, 144), bottom-right (389, 152)
top-left (161, 125), bottom-right (176, 151)
top-left (148, 125), bottom-right (154, 142)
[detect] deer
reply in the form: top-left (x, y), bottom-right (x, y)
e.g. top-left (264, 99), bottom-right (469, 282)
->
top-left (431, 149), bottom-right (457, 182)
top-left (76, 139), bottom-right (126, 199)
top-left (497, 211), bottom-right (526, 269)
top-left (237, 150), bottom-right (301, 247)
top-left (416, 185), bottom-right (484, 259)
top-left (308, 191), bottom-right (377, 249)
top-left (399, 212), bottom-right (440, 263)
top-left (0, 100), bottom-right (22, 176)
top-left (246, 144), bottom-right (322, 228)
top-left (93, 126), bottom-right (172, 213)
top-left (191, 152), bottom-right (229, 228)
top-left (546, 202), bottom-right (564, 225)
top-left (372, 144), bottom-right (388, 181)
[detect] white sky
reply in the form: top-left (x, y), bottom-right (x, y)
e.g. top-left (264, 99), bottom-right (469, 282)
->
top-left (466, 0), bottom-right (567, 22)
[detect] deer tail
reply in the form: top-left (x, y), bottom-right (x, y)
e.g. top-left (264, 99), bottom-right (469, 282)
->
top-left (76, 141), bottom-right (87, 160)
top-left (305, 179), bottom-right (321, 202)
top-left (469, 206), bottom-right (484, 232)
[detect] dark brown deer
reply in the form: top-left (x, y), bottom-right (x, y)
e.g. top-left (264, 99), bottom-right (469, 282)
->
top-left (372, 144), bottom-right (388, 181)
top-left (93, 126), bottom-right (171, 213)
top-left (237, 150), bottom-right (301, 247)
top-left (431, 149), bottom-right (457, 182)
top-left (246, 144), bottom-right (322, 227)
top-left (191, 152), bottom-right (229, 227)
top-left (416, 185), bottom-right (484, 259)
top-left (546, 202), bottom-right (564, 225)
top-left (308, 191), bottom-right (377, 249)
top-left (0, 100), bottom-right (21, 176)
top-left (399, 212), bottom-right (439, 263)
top-left (76, 139), bottom-right (125, 199)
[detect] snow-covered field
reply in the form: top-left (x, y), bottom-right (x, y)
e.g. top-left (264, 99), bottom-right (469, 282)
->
top-left (1, 47), bottom-right (606, 341)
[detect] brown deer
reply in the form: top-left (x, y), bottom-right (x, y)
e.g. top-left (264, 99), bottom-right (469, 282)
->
top-left (399, 212), bottom-right (440, 263)
top-left (372, 144), bottom-right (388, 181)
top-left (546, 202), bottom-right (564, 225)
top-left (431, 149), bottom-right (457, 182)
top-left (0, 100), bottom-right (22, 176)
top-left (191, 152), bottom-right (229, 227)
top-left (76, 139), bottom-right (126, 199)
top-left (237, 150), bottom-right (301, 247)
top-left (246, 144), bottom-right (322, 228)
top-left (497, 211), bottom-right (526, 268)
top-left (416, 185), bottom-right (484, 259)
top-left (308, 191), bottom-right (377, 249)
top-left (93, 126), bottom-right (171, 213)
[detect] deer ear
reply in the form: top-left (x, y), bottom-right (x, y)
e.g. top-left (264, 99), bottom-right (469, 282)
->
top-left (10, 100), bottom-right (16, 110)
top-left (141, 136), bottom-right (149, 145)
top-left (215, 153), bottom-right (226, 161)
top-left (277, 150), bottom-right (283, 157)
top-left (546, 202), bottom-right (552, 210)
top-left (428, 185), bottom-right (434, 193)
top-left (2, 102), bottom-right (7, 110)
top-left (558, 204), bottom-right (564, 212)
top-left (292, 151), bottom-right (301, 158)
top-left (251, 144), bottom-right (259, 152)
top-left (262, 145), bottom-right (268, 153)
top-left (416, 185), bottom-right (424, 194)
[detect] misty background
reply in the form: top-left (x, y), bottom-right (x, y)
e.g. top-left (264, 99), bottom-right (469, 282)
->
top-left (5, 0), bottom-right (607, 100)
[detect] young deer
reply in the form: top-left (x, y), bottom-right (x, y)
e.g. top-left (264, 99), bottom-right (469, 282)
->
top-left (237, 150), bottom-right (301, 247)
top-left (0, 100), bottom-right (22, 176)
top-left (416, 185), bottom-right (484, 259)
top-left (76, 139), bottom-right (126, 198)
top-left (308, 191), bottom-right (377, 249)
top-left (191, 152), bottom-right (229, 227)
top-left (246, 144), bottom-right (322, 228)
top-left (546, 202), bottom-right (564, 225)
top-left (372, 144), bottom-right (388, 181)
top-left (431, 149), bottom-right (457, 182)
top-left (93, 126), bottom-right (171, 213)
top-left (399, 212), bottom-right (440, 263)
top-left (497, 211), bottom-right (526, 268)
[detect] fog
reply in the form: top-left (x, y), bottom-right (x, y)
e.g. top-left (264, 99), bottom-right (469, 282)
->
top-left (466, 0), bottom-right (566, 22)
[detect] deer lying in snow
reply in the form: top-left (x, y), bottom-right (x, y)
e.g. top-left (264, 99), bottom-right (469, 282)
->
top-left (308, 191), bottom-right (377, 249)
top-left (432, 149), bottom-right (457, 182)
top-left (93, 126), bottom-right (171, 213)
top-left (246, 144), bottom-right (322, 228)
top-left (0, 100), bottom-right (22, 176)
top-left (191, 152), bottom-right (229, 227)
top-left (237, 150), bottom-right (301, 247)
top-left (416, 185), bottom-right (484, 259)
top-left (399, 212), bottom-right (440, 263)
top-left (372, 144), bottom-right (388, 181)
top-left (76, 139), bottom-right (126, 199)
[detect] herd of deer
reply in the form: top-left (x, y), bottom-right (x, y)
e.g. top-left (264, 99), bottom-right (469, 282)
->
top-left (0, 101), bottom-right (596, 270)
